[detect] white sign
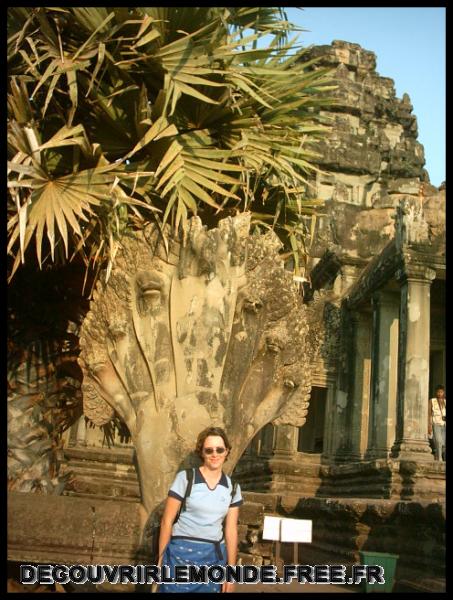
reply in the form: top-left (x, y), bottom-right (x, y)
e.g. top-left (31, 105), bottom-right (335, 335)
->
top-left (280, 518), bottom-right (312, 543)
top-left (262, 515), bottom-right (281, 541)
top-left (262, 516), bottom-right (312, 543)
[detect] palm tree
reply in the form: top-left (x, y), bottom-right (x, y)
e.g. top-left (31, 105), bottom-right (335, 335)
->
top-left (7, 7), bottom-right (334, 495)
top-left (8, 7), bottom-right (334, 286)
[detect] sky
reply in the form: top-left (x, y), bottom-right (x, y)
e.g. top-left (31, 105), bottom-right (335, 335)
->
top-left (282, 7), bottom-right (446, 187)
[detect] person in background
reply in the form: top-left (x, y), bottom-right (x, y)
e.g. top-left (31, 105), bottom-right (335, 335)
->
top-left (428, 384), bottom-right (446, 461)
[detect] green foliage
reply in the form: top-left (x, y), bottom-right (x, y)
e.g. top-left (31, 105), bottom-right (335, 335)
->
top-left (8, 7), bottom-right (335, 286)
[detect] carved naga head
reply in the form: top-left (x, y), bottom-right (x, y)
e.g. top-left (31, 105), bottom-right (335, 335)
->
top-left (78, 213), bottom-right (314, 444)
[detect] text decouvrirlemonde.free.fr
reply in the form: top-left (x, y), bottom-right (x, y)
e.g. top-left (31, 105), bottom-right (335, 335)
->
top-left (21, 564), bottom-right (386, 585)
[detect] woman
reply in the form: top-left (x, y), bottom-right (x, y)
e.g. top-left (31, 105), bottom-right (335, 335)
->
top-left (157, 427), bottom-right (243, 593)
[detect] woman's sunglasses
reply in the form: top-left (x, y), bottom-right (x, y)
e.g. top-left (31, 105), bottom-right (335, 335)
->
top-left (203, 447), bottom-right (227, 455)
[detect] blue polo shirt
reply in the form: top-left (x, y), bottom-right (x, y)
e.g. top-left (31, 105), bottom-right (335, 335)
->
top-left (168, 468), bottom-right (243, 541)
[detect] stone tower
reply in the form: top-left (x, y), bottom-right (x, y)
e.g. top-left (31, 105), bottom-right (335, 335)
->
top-left (304, 40), bottom-right (431, 264)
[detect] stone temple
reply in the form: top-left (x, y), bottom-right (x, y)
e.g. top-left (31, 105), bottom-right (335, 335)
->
top-left (8, 41), bottom-right (445, 592)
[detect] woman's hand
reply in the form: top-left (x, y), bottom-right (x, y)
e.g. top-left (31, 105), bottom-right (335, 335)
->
top-left (222, 581), bottom-right (235, 593)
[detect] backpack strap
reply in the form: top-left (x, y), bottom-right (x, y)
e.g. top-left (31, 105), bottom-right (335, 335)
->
top-left (184, 467), bottom-right (194, 506)
top-left (177, 467), bottom-right (194, 518)
top-left (230, 477), bottom-right (238, 504)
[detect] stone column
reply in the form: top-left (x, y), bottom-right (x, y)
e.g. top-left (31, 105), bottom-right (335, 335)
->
top-left (346, 310), bottom-right (372, 460)
top-left (366, 291), bottom-right (399, 459)
top-left (272, 424), bottom-right (298, 457)
top-left (321, 382), bottom-right (339, 462)
top-left (249, 432), bottom-right (260, 456)
top-left (391, 264), bottom-right (436, 461)
top-left (71, 415), bottom-right (87, 446)
top-left (259, 423), bottom-right (275, 457)
top-left (265, 424), bottom-right (300, 494)
top-left (331, 304), bottom-right (357, 463)
top-left (330, 388), bottom-right (349, 461)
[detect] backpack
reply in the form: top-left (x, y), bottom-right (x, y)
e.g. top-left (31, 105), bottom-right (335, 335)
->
top-left (150, 468), bottom-right (238, 563)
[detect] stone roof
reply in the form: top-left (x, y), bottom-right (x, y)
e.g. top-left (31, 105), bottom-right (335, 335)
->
top-left (298, 41), bottom-right (445, 266)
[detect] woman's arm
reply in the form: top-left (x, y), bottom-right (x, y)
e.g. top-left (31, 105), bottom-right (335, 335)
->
top-left (157, 496), bottom-right (181, 566)
top-left (222, 506), bottom-right (240, 592)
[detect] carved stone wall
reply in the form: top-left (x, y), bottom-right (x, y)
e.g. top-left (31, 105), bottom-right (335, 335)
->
top-left (238, 493), bottom-right (445, 593)
top-left (8, 491), bottom-right (445, 593)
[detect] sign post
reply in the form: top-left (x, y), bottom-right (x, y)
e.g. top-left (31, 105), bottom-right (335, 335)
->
top-left (263, 516), bottom-right (312, 572)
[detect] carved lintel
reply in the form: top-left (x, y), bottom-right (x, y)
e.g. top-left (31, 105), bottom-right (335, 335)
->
top-left (346, 240), bottom-right (398, 309)
top-left (395, 262), bottom-right (436, 285)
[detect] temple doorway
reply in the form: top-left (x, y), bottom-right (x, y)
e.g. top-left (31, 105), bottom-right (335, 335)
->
top-left (298, 386), bottom-right (327, 453)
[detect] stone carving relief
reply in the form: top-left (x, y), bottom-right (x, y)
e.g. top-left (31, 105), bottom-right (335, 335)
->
top-left (305, 290), bottom-right (341, 368)
top-left (78, 213), bottom-right (314, 513)
top-left (394, 197), bottom-right (429, 249)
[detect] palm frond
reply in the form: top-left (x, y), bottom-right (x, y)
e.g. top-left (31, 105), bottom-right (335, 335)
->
top-left (8, 6), bottom-right (335, 285)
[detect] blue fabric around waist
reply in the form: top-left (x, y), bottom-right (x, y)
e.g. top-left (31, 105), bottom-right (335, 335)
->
top-left (159, 537), bottom-right (227, 593)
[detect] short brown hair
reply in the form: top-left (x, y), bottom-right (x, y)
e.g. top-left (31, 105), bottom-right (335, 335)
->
top-left (195, 427), bottom-right (232, 458)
